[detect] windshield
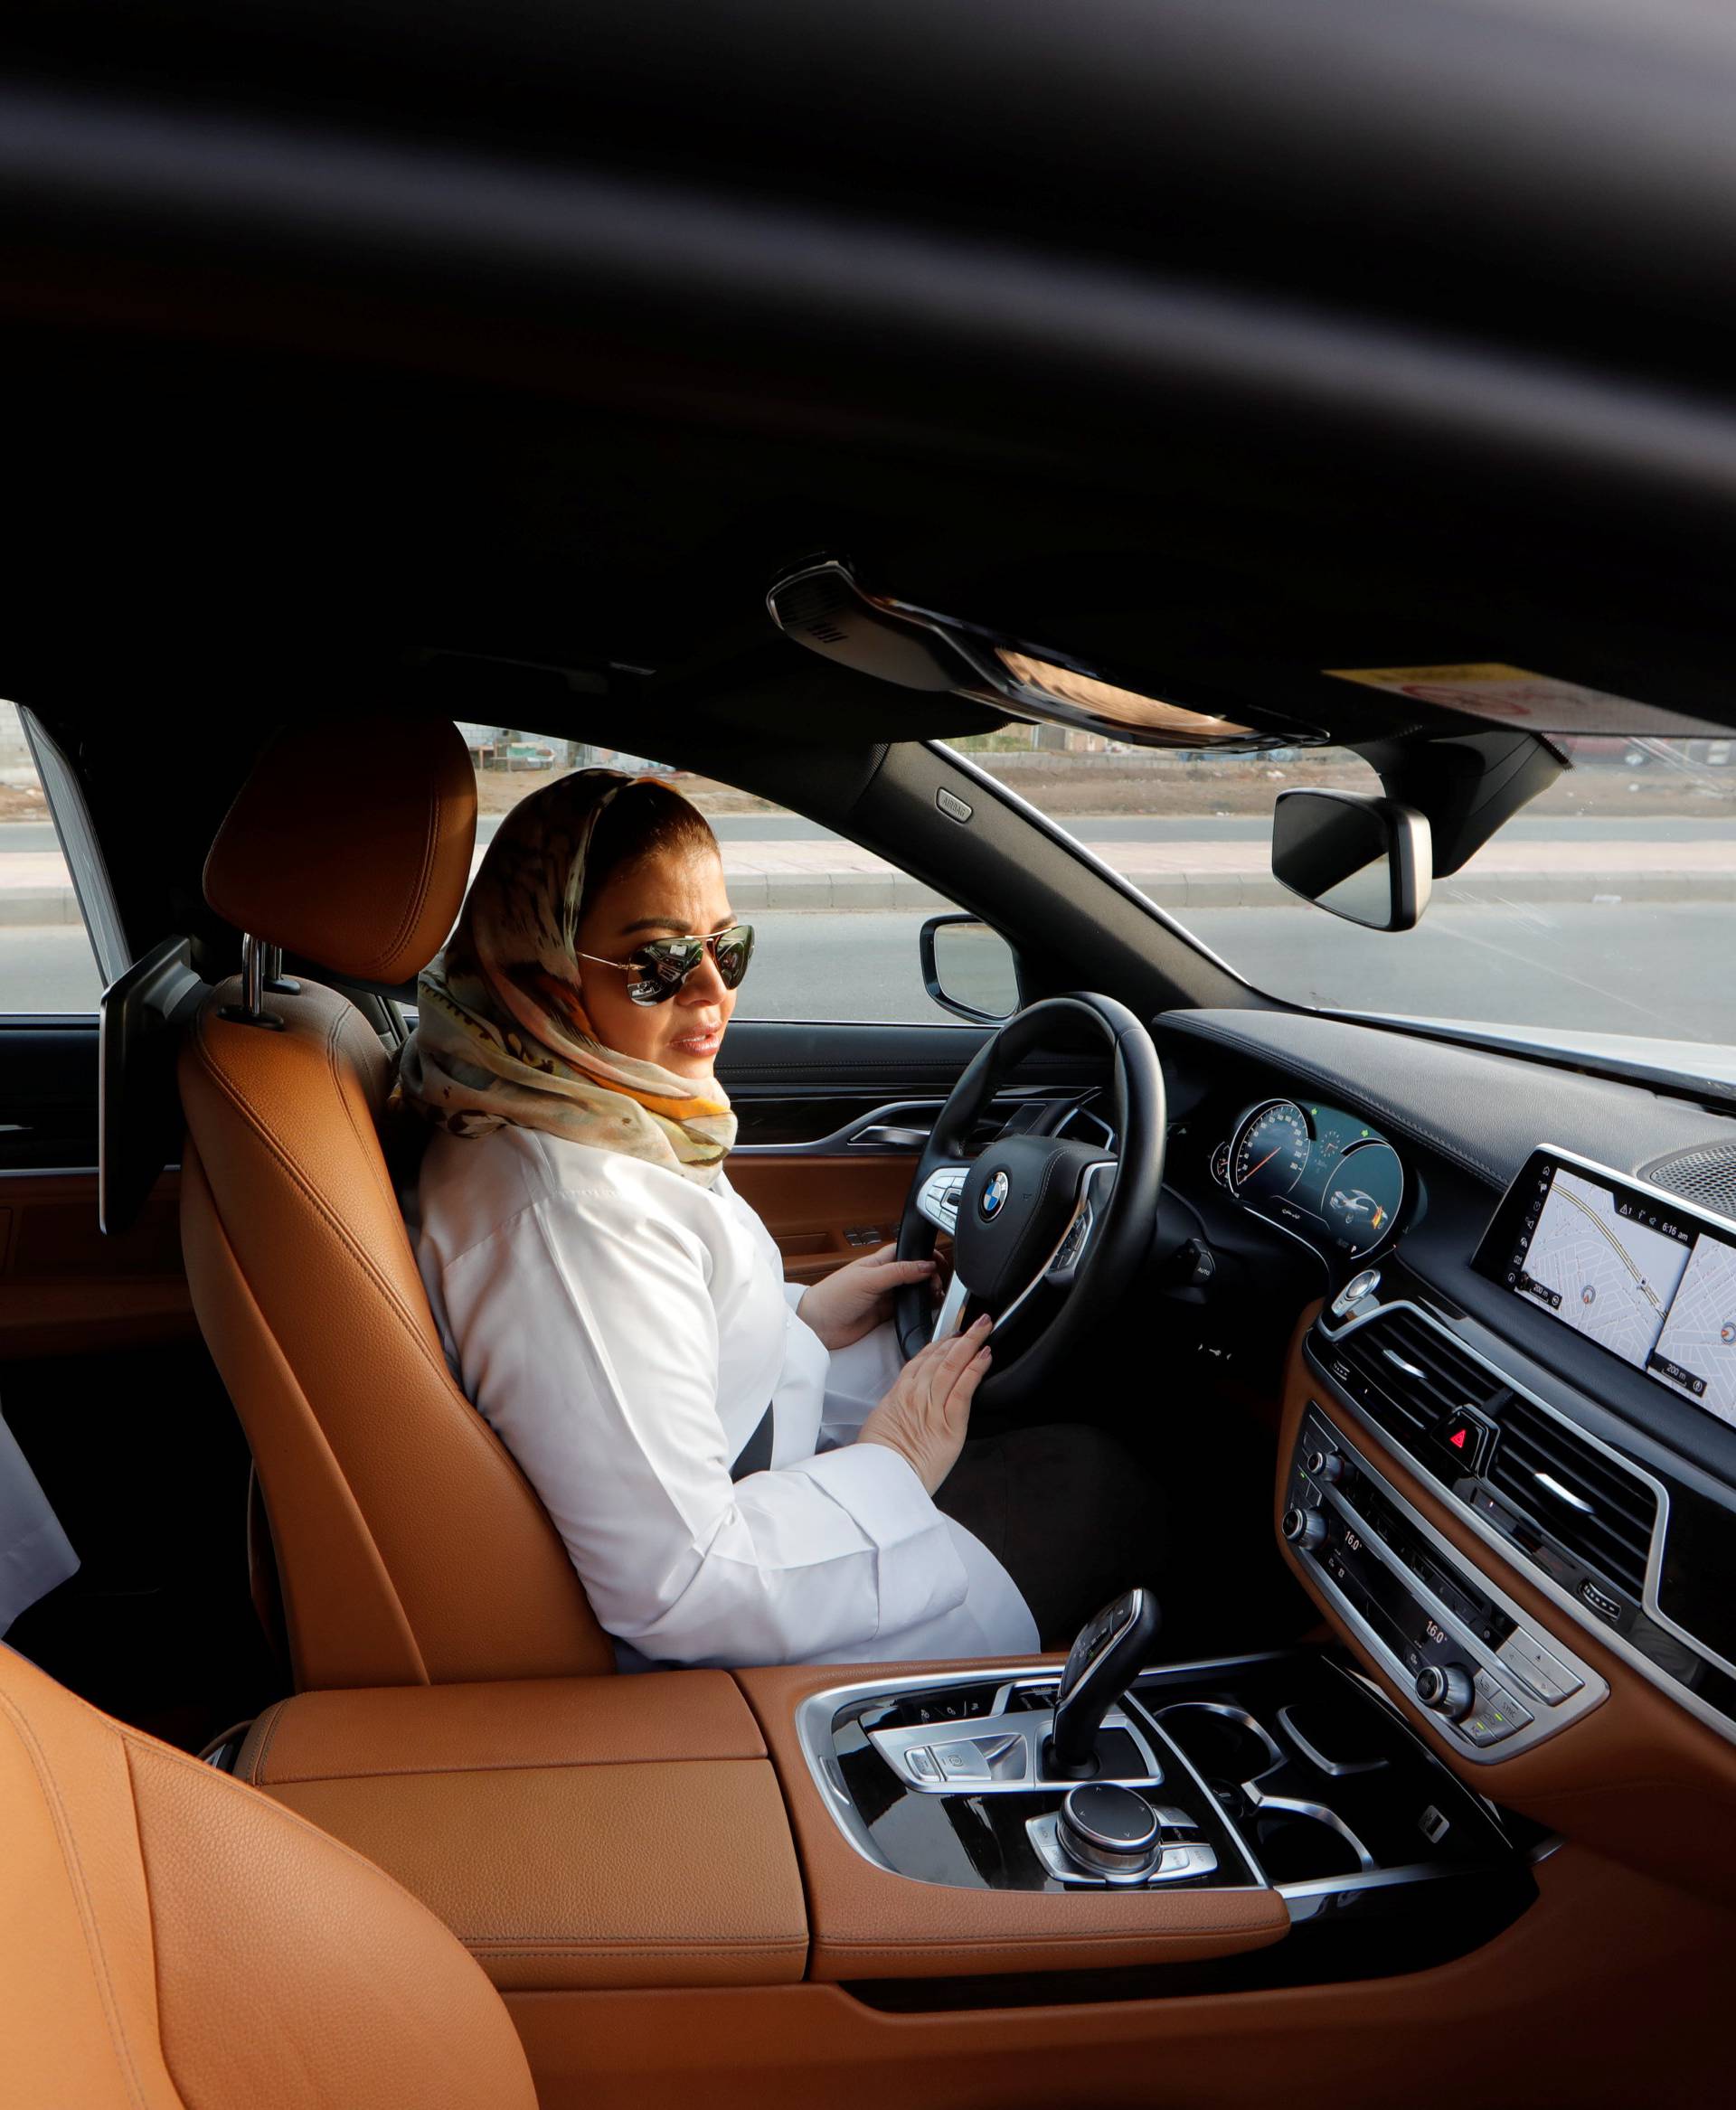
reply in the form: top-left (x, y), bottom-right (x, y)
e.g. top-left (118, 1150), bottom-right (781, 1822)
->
top-left (947, 731), bottom-right (1736, 1055)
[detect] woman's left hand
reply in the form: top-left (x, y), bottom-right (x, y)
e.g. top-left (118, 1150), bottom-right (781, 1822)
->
top-left (797, 1243), bottom-right (939, 1351)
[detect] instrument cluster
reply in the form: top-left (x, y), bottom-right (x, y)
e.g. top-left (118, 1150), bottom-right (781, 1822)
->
top-left (1209, 1097), bottom-right (1406, 1263)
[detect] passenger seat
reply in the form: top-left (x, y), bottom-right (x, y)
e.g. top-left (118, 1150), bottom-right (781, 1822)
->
top-left (0, 1639), bottom-right (536, 2107)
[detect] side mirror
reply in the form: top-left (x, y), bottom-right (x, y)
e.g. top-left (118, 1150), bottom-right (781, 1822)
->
top-left (920, 913), bottom-right (1022, 1022)
top-left (1271, 789), bottom-right (1433, 932)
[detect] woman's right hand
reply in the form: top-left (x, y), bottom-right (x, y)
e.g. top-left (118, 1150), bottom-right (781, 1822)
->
top-left (856, 1314), bottom-right (993, 1495)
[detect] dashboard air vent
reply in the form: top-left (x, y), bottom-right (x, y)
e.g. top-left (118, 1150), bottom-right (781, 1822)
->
top-left (1643, 1142), bottom-right (1736, 1222)
top-left (1325, 1309), bottom-right (1505, 1439)
top-left (1486, 1399), bottom-right (1658, 1597)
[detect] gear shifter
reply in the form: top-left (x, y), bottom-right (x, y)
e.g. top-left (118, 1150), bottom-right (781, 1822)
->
top-left (1045, 1587), bottom-right (1162, 1779)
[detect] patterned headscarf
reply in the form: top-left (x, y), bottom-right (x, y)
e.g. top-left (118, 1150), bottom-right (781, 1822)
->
top-left (399, 768), bottom-right (737, 1184)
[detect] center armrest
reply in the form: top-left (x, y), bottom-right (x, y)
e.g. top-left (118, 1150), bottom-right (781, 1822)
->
top-left (237, 1671), bottom-right (806, 1993)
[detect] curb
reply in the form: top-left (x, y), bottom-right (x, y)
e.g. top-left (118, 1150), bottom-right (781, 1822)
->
top-left (4, 871), bottom-right (1733, 928)
top-left (0, 888), bottom-right (86, 927)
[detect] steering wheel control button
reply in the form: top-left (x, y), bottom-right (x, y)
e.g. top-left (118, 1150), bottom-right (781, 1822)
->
top-left (1057, 1784), bottom-right (1162, 1878)
top-left (915, 1168), bottom-right (967, 1233)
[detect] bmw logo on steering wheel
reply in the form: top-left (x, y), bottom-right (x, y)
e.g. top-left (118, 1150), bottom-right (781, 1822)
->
top-left (979, 1169), bottom-right (1010, 1221)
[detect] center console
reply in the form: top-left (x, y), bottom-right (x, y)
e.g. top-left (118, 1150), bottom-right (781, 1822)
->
top-left (788, 1644), bottom-right (1524, 1925)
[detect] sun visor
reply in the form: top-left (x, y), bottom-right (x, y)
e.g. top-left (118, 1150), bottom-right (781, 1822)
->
top-left (767, 557), bottom-right (1321, 751)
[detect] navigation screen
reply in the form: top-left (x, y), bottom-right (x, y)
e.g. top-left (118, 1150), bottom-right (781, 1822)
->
top-left (1501, 1159), bottom-right (1736, 1427)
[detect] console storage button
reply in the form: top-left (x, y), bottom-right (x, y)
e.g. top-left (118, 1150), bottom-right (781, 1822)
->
top-left (1496, 1629), bottom-right (1585, 1703)
top-left (1459, 1674), bottom-right (1533, 1747)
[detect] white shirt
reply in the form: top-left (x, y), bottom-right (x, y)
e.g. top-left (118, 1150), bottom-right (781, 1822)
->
top-left (0, 1408), bottom-right (77, 1637)
top-left (410, 1126), bottom-right (1037, 1668)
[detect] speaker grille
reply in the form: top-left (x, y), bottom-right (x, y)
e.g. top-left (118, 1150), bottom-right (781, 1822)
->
top-left (1644, 1142), bottom-right (1736, 1220)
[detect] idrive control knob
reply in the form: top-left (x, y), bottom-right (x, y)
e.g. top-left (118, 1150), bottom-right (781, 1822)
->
top-left (1057, 1784), bottom-right (1162, 1879)
top-left (1415, 1663), bottom-right (1477, 1720)
top-left (1282, 1505), bottom-right (1326, 1551)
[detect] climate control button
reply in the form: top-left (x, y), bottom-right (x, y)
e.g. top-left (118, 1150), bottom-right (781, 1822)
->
top-left (1282, 1505), bottom-right (1327, 1551)
top-left (1415, 1663), bottom-right (1477, 1720)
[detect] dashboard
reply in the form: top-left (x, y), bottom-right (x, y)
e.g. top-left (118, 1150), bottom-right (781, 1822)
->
top-left (1155, 1006), bottom-right (1736, 1763)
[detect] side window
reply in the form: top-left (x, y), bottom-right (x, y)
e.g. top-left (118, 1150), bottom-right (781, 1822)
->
top-left (697, 787), bottom-right (975, 1024)
top-left (461, 730), bottom-right (998, 1024)
top-left (0, 702), bottom-right (103, 1013)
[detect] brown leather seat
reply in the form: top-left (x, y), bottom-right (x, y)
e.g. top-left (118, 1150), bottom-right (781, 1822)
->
top-left (179, 712), bottom-right (614, 1690)
top-left (0, 1637), bottom-right (538, 2106)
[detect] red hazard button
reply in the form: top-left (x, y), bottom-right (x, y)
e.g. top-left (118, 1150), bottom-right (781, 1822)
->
top-left (1433, 1408), bottom-right (1490, 1473)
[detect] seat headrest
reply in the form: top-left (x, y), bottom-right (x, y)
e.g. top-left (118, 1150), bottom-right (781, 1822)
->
top-left (204, 713), bottom-right (476, 985)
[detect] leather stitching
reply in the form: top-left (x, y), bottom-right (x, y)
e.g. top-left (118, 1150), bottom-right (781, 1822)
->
top-left (464, 1937), bottom-right (806, 1955)
top-left (256, 1752), bottom-right (758, 1785)
top-left (186, 1168), bottom-right (432, 1687)
top-left (0, 1689), bottom-right (155, 2110)
top-left (326, 1002), bottom-right (414, 1226)
top-left (245, 1699), bottom-right (291, 1784)
top-left (364, 749), bottom-right (443, 980)
top-left (821, 1923), bottom-right (1277, 1955)
top-left (187, 1003), bottom-right (526, 1479)
top-left (117, 1722), bottom-right (507, 1919)
top-left (464, 1941), bottom-right (809, 1957)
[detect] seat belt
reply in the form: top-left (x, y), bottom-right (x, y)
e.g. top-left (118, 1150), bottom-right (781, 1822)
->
top-left (730, 1401), bottom-right (775, 1482)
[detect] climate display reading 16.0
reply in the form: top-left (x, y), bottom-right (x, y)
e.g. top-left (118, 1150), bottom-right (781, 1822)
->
top-left (1231, 1099), bottom-right (1313, 1201)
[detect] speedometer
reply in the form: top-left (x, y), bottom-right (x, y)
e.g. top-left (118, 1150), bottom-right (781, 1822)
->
top-left (1230, 1100), bottom-right (1313, 1201)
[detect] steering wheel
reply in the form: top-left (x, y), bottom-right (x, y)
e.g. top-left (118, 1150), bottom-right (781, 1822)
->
top-left (894, 994), bottom-right (1166, 1413)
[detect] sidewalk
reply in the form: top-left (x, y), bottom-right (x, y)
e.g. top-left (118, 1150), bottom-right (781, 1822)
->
top-left (1, 834), bottom-right (1732, 924)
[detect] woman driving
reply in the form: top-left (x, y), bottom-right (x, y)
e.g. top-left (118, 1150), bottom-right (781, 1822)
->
top-left (401, 768), bottom-right (1151, 1668)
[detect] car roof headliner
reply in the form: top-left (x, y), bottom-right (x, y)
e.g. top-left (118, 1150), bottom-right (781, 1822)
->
top-left (1, 0), bottom-right (1734, 746)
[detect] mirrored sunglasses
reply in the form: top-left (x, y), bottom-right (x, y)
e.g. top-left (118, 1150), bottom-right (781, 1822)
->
top-left (576, 923), bottom-right (755, 1007)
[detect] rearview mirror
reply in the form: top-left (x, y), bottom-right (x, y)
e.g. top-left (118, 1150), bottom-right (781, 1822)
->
top-left (920, 914), bottom-right (1021, 1022)
top-left (1271, 789), bottom-right (1432, 931)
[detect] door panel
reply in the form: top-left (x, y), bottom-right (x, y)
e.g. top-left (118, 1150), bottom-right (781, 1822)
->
top-left (0, 1167), bottom-right (192, 1354)
top-left (728, 1153), bottom-right (920, 1283)
top-left (720, 1018), bottom-right (1110, 1277)
top-left (1, 1021), bottom-right (277, 1747)
top-left (0, 1018), bottom-right (100, 1171)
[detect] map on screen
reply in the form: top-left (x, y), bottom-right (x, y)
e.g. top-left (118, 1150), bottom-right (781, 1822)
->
top-left (1649, 1238), bottom-right (1736, 1428)
top-left (1515, 1168), bottom-right (1693, 1367)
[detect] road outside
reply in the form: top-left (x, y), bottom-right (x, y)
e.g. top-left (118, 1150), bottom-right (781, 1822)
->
top-left (4, 741), bottom-right (1732, 1046)
top-left (14, 900), bottom-right (1736, 1049)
